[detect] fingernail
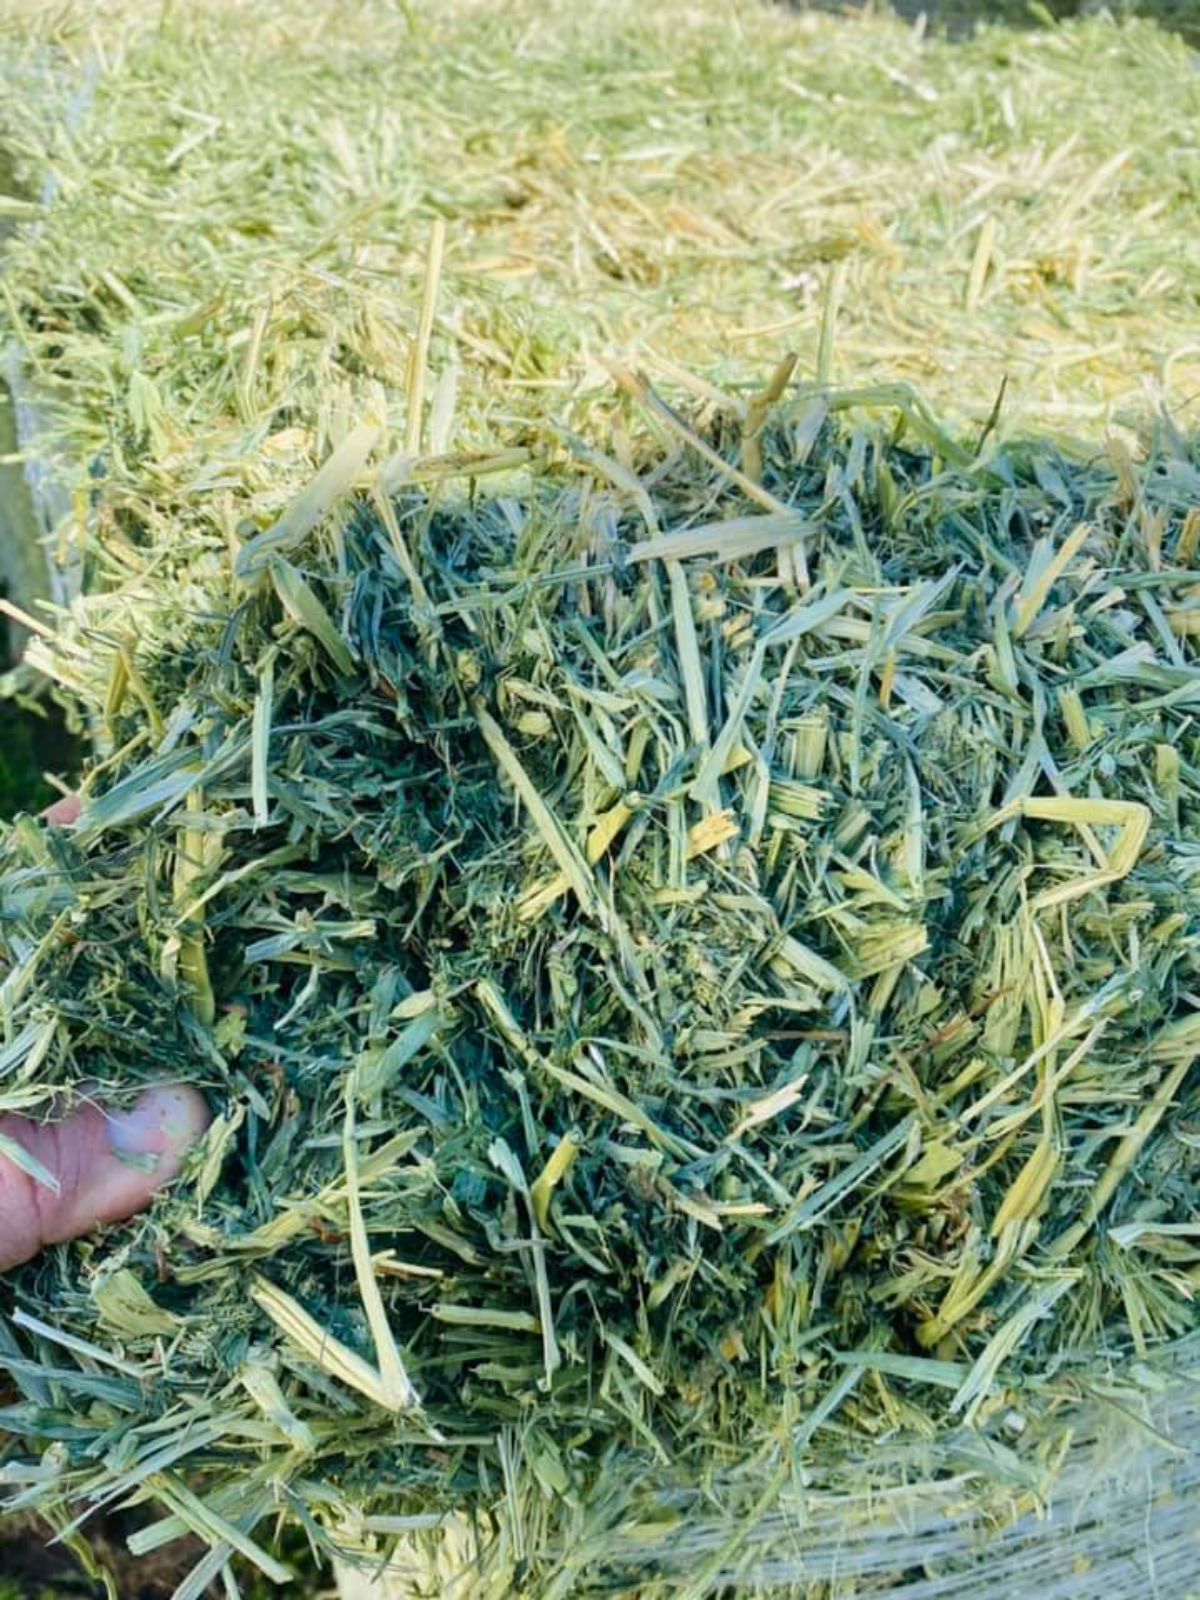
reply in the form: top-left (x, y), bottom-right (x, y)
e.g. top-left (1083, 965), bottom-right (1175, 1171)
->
top-left (106, 1087), bottom-right (199, 1166)
top-left (42, 793), bottom-right (83, 827)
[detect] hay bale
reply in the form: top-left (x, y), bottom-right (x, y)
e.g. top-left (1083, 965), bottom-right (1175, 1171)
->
top-left (1, 3), bottom-right (1199, 1592)
top-left (2, 0), bottom-right (1200, 486)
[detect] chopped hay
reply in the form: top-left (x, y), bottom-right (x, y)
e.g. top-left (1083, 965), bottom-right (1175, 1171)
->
top-left (0, 0), bottom-right (1198, 520)
top-left (1, 2), bottom-right (1199, 1595)
top-left (1, 384), bottom-right (1199, 1594)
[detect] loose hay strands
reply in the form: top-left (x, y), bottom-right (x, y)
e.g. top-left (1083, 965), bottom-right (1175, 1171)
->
top-left (0, 374), bottom-right (1198, 1592)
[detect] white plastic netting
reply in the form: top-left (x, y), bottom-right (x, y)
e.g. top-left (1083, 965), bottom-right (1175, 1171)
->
top-left (325, 1381), bottom-right (1200, 1596)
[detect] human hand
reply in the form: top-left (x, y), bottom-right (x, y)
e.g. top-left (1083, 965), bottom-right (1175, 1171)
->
top-left (0, 793), bottom-right (210, 1272)
top-left (0, 1086), bottom-right (211, 1271)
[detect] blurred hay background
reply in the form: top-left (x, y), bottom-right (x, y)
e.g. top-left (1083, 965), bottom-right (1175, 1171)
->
top-left (1, 0), bottom-right (1198, 531)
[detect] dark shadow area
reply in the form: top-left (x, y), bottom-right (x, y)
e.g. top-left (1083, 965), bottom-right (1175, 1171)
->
top-left (0, 495), bottom-right (87, 819)
top-left (0, 1512), bottom-right (305, 1600)
top-left (1, 145), bottom-right (84, 821)
top-left (0, 1514), bottom-right (204, 1600)
top-left (0, 672), bottom-right (80, 819)
top-left (793, 0), bottom-right (1200, 43)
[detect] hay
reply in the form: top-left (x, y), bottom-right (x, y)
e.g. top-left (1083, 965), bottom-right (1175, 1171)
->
top-left (2, 378), bottom-right (1199, 1594)
top-left (1, 0), bottom-right (1199, 521)
top-left (1, 2), bottom-right (1200, 1594)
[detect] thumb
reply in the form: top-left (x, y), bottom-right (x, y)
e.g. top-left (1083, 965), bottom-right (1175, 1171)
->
top-left (0, 1086), bottom-right (210, 1273)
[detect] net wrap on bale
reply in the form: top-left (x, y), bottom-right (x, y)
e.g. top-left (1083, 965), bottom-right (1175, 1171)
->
top-left (1, 388), bottom-right (1199, 1595)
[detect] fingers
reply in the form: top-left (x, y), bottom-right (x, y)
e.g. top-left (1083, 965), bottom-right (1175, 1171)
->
top-left (40, 793), bottom-right (82, 827)
top-left (0, 1085), bottom-right (211, 1272)
top-left (0, 805), bottom-right (209, 1271)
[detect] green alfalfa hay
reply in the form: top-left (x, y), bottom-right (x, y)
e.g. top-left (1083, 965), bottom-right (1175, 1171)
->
top-left (1, 373), bottom-right (1198, 1595)
top-left (1, 4), bottom-right (1198, 1592)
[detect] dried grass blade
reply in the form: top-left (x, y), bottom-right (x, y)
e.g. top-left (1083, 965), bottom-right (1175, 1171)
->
top-left (628, 511), bottom-right (811, 566)
top-left (342, 1095), bottom-right (420, 1410)
top-left (249, 1278), bottom-right (403, 1414)
top-left (147, 1474), bottom-right (292, 1587)
top-left (476, 703), bottom-right (598, 916)
top-left (235, 417), bottom-right (383, 577)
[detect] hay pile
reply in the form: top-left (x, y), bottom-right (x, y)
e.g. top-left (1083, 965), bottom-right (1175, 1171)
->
top-left (2, 380), bottom-right (1199, 1594)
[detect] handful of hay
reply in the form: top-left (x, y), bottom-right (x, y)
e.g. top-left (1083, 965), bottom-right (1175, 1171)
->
top-left (2, 382), bottom-right (1199, 1595)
